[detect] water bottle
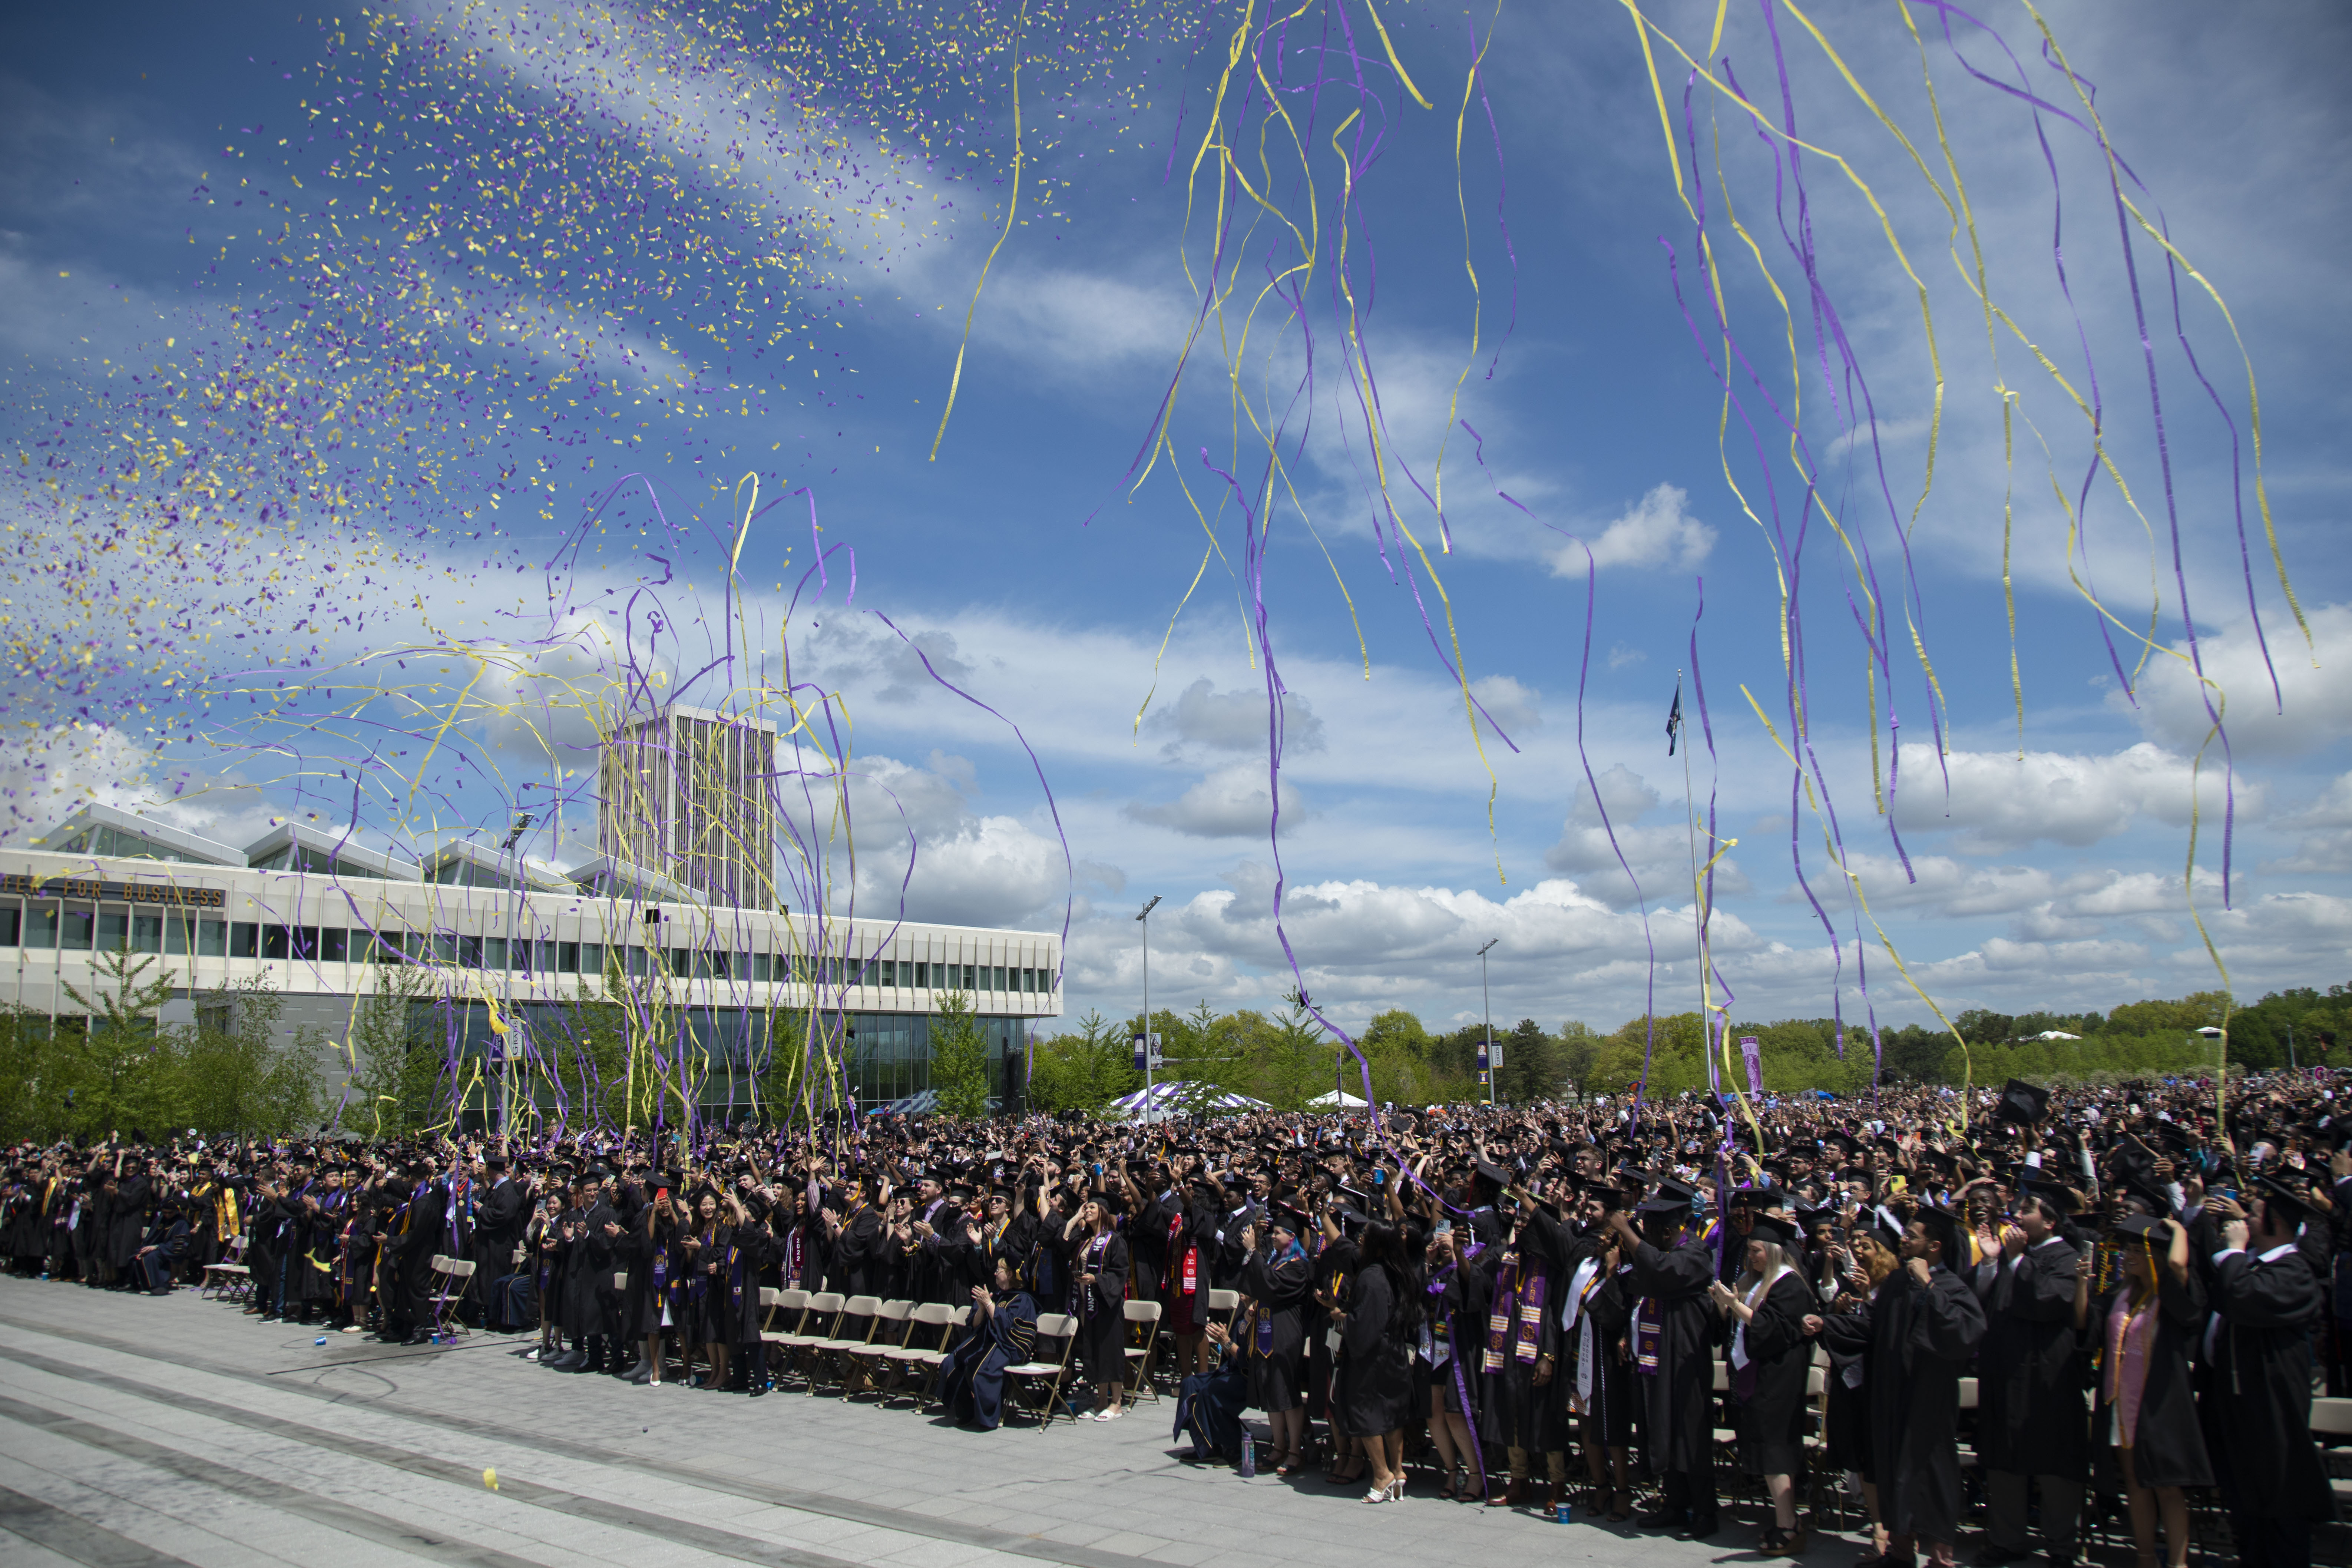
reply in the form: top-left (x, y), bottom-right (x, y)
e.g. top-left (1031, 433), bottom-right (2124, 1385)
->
top-left (1238, 1433), bottom-right (1256, 1478)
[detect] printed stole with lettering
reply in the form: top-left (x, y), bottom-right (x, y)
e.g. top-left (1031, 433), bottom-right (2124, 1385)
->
top-left (1482, 1255), bottom-right (1547, 1373)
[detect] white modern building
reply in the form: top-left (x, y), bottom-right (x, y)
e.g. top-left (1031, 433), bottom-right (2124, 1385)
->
top-left (6, 794), bottom-right (1061, 1116)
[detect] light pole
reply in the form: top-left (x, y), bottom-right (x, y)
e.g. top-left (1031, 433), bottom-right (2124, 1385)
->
top-left (1137, 895), bottom-right (1161, 1112)
top-left (498, 811), bottom-right (534, 1145)
top-left (1478, 937), bottom-right (1498, 1106)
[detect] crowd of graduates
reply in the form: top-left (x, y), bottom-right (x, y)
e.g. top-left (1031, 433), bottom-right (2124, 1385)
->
top-left (4, 1066), bottom-right (2348, 1568)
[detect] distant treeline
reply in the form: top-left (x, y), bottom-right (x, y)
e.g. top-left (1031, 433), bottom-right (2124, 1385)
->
top-left (1020, 983), bottom-right (2349, 1114)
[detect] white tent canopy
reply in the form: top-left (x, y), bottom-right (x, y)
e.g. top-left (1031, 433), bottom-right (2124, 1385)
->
top-left (1307, 1089), bottom-right (1368, 1108)
top-left (1111, 1081), bottom-right (1267, 1120)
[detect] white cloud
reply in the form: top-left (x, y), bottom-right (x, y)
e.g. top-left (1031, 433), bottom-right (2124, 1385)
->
top-left (1548, 484), bottom-right (1715, 575)
top-left (0, 724), bottom-right (285, 853)
top-left (1144, 677), bottom-right (1325, 757)
top-left (1123, 764), bottom-right (1299, 840)
top-left (972, 268), bottom-right (1194, 372)
top-left (2267, 770), bottom-right (2352, 874)
top-left (1890, 741), bottom-right (2260, 851)
top-left (1544, 764), bottom-right (1750, 909)
top-left (840, 752), bottom-right (1073, 930)
top-left (1055, 866), bottom-right (1751, 1027)
top-left (2124, 603), bottom-right (2352, 760)
top-left (1467, 674), bottom-right (1541, 742)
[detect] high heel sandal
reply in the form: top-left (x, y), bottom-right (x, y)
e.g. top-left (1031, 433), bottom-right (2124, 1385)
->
top-left (1362, 1480), bottom-right (1392, 1505)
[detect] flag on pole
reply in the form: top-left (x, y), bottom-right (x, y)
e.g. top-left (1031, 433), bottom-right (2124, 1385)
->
top-left (1666, 679), bottom-right (1684, 756)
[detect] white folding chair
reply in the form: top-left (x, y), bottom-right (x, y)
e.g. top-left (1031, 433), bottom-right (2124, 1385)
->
top-left (1005, 1312), bottom-right (1079, 1428)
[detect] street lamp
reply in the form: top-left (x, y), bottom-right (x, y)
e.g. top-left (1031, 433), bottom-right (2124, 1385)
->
top-left (499, 812), bottom-right (534, 1145)
top-left (1477, 938), bottom-right (1499, 1106)
top-left (1136, 896), bottom-right (1161, 1111)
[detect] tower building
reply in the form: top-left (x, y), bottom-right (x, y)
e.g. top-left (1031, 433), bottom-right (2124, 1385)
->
top-left (596, 704), bottom-right (777, 909)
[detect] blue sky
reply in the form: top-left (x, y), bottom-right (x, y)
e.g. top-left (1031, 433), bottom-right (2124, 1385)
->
top-left (3, 0), bottom-right (2348, 1042)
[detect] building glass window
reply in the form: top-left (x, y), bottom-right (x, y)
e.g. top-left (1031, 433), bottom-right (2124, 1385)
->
top-left (558, 941), bottom-right (579, 975)
top-left (322, 928), bottom-right (349, 962)
top-left (431, 933), bottom-right (458, 964)
top-left (24, 906), bottom-right (59, 949)
top-left (230, 922), bottom-right (259, 958)
top-left (96, 908), bottom-right (130, 950)
top-left (482, 936), bottom-right (506, 970)
top-left (200, 920), bottom-right (229, 957)
top-left (130, 914), bottom-right (163, 953)
top-left (63, 907), bottom-right (97, 951)
top-left (0, 905), bottom-right (20, 946)
top-left (456, 935), bottom-right (483, 969)
top-left (582, 942), bottom-right (604, 975)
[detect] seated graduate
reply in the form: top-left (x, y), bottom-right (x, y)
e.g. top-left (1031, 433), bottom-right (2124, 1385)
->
top-left (1172, 1316), bottom-right (1254, 1465)
top-left (936, 1253), bottom-right (1038, 1430)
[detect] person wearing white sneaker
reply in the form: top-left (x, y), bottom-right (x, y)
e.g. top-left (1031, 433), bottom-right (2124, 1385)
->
top-left (1063, 1199), bottom-right (1129, 1426)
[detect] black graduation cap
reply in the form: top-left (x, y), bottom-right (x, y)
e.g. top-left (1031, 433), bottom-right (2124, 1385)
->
top-left (1747, 1213), bottom-right (1802, 1247)
top-left (1996, 1079), bottom-right (2050, 1126)
top-left (1795, 1204), bottom-right (1837, 1236)
top-left (2109, 1212), bottom-right (2173, 1244)
top-left (1913, 1204), bottom-right (1971, 1267)
top-left (2256, 1172), bottom-right (2317, 1223)
top-left (1636, 1176), bottom-right (1700, 1215)
top-left (2022, 1178), bottom-right (2084, 1215)
top-left (2119, 1171), bottom-right (2174, 1216)
top-left (1268, 1200), bottom-right (1310, 1234)
top-left (1472, 1160), bottom-right (1511, 1190)
top-left (483, 1153), bottom-right (509, 1171)
top-left (1584, 1182), bottom-right (1635, 1212)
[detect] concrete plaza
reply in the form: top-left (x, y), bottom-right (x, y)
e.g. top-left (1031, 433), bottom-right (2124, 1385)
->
top-left (0, 1277), bottom-right (1856, 1568)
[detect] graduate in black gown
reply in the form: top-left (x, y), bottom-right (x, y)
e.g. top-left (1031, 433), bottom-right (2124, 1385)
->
top-left (1971, 1181), bottom-right (2090, 1567)
top-left (1708, 1211), bottom-right (1817, 1555)
top-left (1473, 1198), bottom-right (1564, 1510)
top-left (936, 1253), bottom-right (1038, 1429)
top-left (1818, 1204), bottom-right (1986, 1568)
top-left (1238, 1200), bottom-right (1313, 1473)
top-left (1335, 1218), bottom-right (1419, 1504)
top-left (2198, 1175), bottom-right (2337, 1568)
top-left (1558, 1192), bottom-right (1637, 1520)
top-left (1418, 1224), bottom-right (1491, 1501)
top-left (1605, 1177), bottom-right (1721, 1539)
top-left (1060, 1197), bottom-right (1130, 1420)
top-left (2076, 1212), bottom-right (2209, 1568)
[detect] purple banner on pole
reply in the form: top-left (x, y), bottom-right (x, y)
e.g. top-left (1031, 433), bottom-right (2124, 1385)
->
top-left (1739, 1035), bottom-right (1763, 1097)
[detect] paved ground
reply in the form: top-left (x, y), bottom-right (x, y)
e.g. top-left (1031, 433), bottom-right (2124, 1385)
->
top-left (0, 1279), bottom-right (1887, 1568)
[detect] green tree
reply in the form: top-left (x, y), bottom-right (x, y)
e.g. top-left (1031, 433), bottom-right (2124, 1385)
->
top-left (1497, 1018), bottom-right (1564, 1104)
top-left (347, 964), bottom-right (447, 1137)
top-left (176, 977), bottom-right (324, 1137)
top-left (1252, 1004), bottom-right (1335, 1112)
top-left (58, 944), bottom-right (179, 1136)
top-left (0, 1006), bottom-right (66, 1143)
top-left (1028, 1009), bottom-right (1141, 1116)
top-left (1557, 1020), bottom-right (1599, 1100)
top-left (929, 990), bottom-right (991, 1119)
